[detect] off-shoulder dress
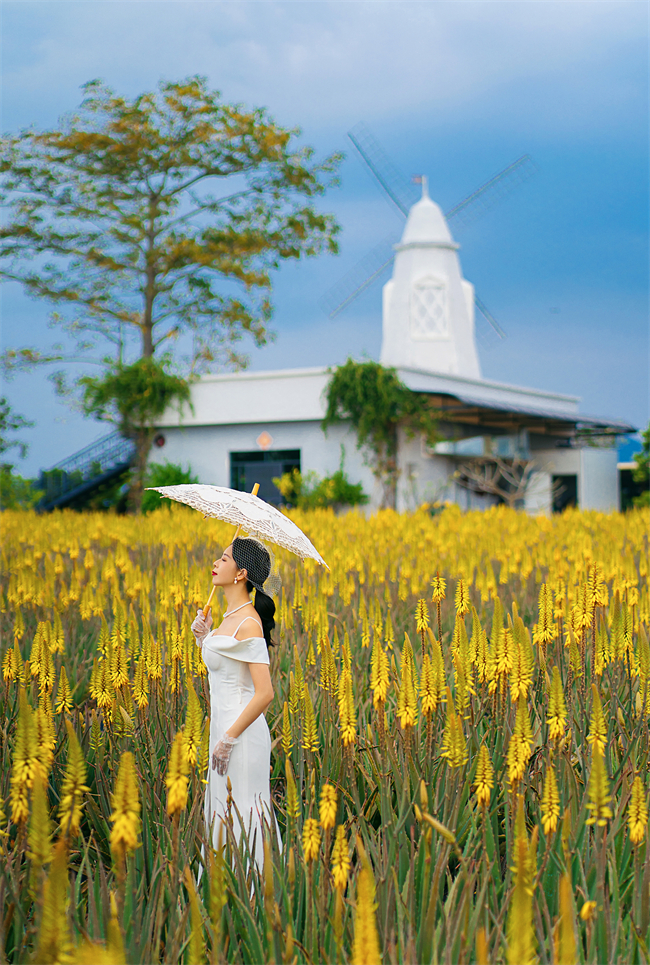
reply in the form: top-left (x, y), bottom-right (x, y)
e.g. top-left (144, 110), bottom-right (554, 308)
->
top-left (201, 617), bottom-right (276, 864)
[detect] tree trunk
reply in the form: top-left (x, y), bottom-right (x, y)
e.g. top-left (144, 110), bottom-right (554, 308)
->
top-left (127, 427), bottom-right (153, 515)
top-left (381, 424), bottom-right (399, 510)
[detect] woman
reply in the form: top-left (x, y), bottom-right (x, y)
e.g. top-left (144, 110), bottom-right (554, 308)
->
top-left (191, 536), bottom-right (279, 865)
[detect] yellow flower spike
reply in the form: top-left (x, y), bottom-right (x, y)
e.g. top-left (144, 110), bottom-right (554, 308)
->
top-left (338, 667), bottom-right (357, 746)
top-left (166, 730), bottom-right (189, 817)
top-left (533, 583), bottom-right (556, 648)
top-left (302, 684), bottom-right (319, 752)
top-left (587, 684), bottom-right (607, 753)
top-left (27, 763), bottom-right (52, 885)
top-left (352, 851), bottom-right (381, 965)
top-left (132, 652), bottom-right (149, 709)
top-left (285, 760), bottom-right (300, 820)
top-left (441, 688), bottom-right (468, 769)
top-left (547, 666), bottom-right (568, 741)
top-left (10, 690), bottom-right (39, 825)
top-left (182, 682), bottom-right (203, 766)
top-left (54, 665), bottom-right (73, 715)
top-left (507, 695), bottom-right (533, 786)
top-left (419, 779), bottom-right (429, 813)
top-left (430, 574), bottom-right (446, 602)
top-left (2, 645), bottom-right (17, 682)
top-left (109, 751), bottom-right (141, 862)
top-left (397, 634), bottom-right (418, 730)
top-left (627, 775), bottom-right (648, 845)
top-left (13, 607), bottom-right (25, 641)
top-left (454, 578), bottom-right (470, 616)
top-left (302, 818), bottom-right (321, 863)
top-left (420, 654), bottom-right (437, 716)
top-left (281, 701), bottom-right (293, 754)
top-left (541, 763), bottom-right (560, 835)
top-left (319, 782), bottom-right (337, 830)
top-left (34, 839), bottom-right (73, 965)
top-left (585, 745), bottom-right (613, 827)
top-left (555, 872), bottom-right (577, 965)
top-left (415, 599), bottom-right (429, 632)
top-left (370, 636), bottom-right (390, 708)
top-left (506, 800), bottom-right (537, 965)
top-left (473, 744), bottom-right (494, 808)
top-left (58, 720), bottom-right (89, 839)
top-left (331, 824), bottom-right (350, 891)
top-left (293, 646), bottom-right (305, 704)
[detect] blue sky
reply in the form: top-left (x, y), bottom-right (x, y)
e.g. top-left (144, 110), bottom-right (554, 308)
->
top-left (1, 0), bottom-right (648, 476)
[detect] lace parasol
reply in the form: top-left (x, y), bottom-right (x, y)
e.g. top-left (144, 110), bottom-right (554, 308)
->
top-left (146, 484), bottom-right (328, 568)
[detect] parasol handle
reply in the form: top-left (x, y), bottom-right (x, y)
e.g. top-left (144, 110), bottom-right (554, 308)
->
top-left (202, 585), bottom-right (216, 618)
top-left (203, 482), bottom-right (260, 617)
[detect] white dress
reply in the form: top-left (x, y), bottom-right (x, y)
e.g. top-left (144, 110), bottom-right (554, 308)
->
top-left (202, 617), bottom-right (276, 866)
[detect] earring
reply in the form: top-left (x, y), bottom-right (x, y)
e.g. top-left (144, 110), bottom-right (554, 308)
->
top-left (234, 577), bottom-right (238, 584)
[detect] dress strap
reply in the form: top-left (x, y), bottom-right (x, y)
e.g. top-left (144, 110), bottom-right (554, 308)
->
top-left (232, 615), bottom-right (263, 637)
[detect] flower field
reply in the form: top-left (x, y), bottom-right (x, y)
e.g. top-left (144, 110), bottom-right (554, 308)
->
top-left (1, 503), bottom-right (649, 964)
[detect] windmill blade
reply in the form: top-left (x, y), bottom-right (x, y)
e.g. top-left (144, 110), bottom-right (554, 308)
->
top-left (348, 123), bottom-right (419, 217)
top-left (321, 236), bottom-right (395, 319)
top-left (474, 295), bottom-right (506, 340)
top-left (445, 155), bottom-right (536, 229)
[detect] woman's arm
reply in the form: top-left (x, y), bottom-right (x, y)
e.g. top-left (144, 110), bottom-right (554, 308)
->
top-left (225, 662), bottom-right (274, 739)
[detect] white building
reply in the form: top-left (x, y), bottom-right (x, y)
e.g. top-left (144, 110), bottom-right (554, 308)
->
top-left (154, 182), bottom-right (632, 514)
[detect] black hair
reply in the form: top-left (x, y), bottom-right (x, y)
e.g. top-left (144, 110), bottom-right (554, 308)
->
top-left (246, 582), bottom-right (275, 649)
top-left (232, 537), bottom-right (276, 649)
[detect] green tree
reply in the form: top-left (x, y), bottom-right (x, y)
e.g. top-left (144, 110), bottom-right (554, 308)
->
top-left (0, 398), bottom-right (41, 509)
top-left (322, 359), bottom-right (438, 509)
top-left (1, 76), bottom-right (341, 510)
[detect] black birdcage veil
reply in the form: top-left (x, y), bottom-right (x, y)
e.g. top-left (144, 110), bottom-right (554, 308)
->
top-left (232, 537), bottom-right (282, 598)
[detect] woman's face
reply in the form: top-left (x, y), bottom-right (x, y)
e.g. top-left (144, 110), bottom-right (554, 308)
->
top-left (212, 545), bottom-right (244, 587)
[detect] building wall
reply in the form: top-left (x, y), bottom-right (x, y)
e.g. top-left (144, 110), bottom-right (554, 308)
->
top-left (154, 410), bottom-right (621, 515)
top-left (395, 428), bottom-right (499, 512)
top-left (527, 442), bottom-right (619, 512)
top-left (151, 419), bottom-right (382, 505)
top-left (579, 447), bottom-right (620, 511)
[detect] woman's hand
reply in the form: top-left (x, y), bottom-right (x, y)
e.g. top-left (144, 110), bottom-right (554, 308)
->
top-left (191, 608), bottom-right (213, 645)
top-left (212, 733), bottom-right (238, 775)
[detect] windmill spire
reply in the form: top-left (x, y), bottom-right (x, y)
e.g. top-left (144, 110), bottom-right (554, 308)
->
top-left (380, 186), bottom-right (482, 379)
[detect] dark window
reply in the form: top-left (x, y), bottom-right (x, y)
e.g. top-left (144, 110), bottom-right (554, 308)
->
top-left (552, 474), bottom-right (577, 513)
top-left (230, 450), bottom-right (301, 504)
top-left (619, 468), bottom-right (647, 511)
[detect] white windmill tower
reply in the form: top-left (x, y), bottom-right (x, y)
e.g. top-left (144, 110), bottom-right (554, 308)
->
top-left (324, 125), bottom-right (533, 380)
top-left (381, 175), bottom-right (481, 378)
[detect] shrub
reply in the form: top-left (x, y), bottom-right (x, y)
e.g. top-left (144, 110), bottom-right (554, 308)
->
top-left (0, 465), bottom-right (42, 510)
top-left (274, 459), bottom-right (368, 511)
top-left (141, 461), bottom-right (199, 513)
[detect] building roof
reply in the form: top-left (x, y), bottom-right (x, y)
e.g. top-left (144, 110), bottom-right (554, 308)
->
top-left (157, 364), bottom-right (634, 435)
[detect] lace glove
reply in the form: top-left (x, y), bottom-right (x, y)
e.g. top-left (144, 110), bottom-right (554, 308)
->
top-left (212, 733), bottom-right (238, 775)
top-left (191, 608), bottom-right (213, 646)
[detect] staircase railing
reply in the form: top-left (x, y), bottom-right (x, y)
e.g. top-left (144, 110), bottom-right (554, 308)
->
top-left (36, 431), bottom-right (136, 511)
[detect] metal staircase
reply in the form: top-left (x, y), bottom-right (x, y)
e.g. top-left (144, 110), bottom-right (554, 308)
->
top-left (36, 431), bottom-right (136, 511)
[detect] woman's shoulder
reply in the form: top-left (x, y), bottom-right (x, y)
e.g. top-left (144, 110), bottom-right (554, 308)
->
top-left (233, 613), bottom-right (264, 639)
top-left (205, 632), bottom-right (269, 665)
